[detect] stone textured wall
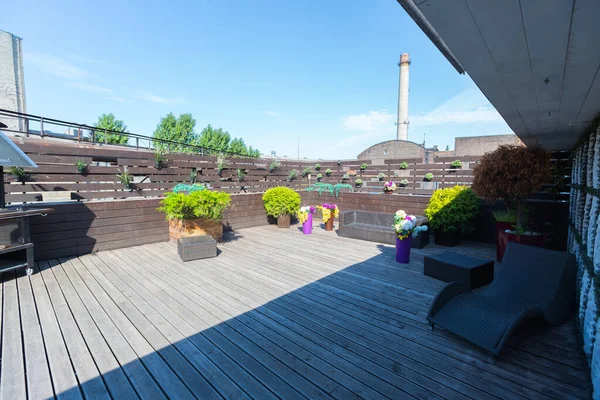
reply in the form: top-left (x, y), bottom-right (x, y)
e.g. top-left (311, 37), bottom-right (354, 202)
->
top-left (357, 140), bottom-right (425, 160)
top-left (568, 122), bottom-right (600, 397)
top-left (0, 30), bottom-right (26, 132)
top-left (454, 134), bottom-right (523, 156)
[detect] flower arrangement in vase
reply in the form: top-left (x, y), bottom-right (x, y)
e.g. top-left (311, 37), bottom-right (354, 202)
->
top-left (319, 203), bottom-right (339, 231)
top-left (393, 210), bottom-right (428, 263)
top-left (298, 206), bottom-right (316, 234)
top-left (383, 181), bottom-right (396, 194)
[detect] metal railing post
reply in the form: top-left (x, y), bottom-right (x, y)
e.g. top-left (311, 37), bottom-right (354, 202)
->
top-left (25, 118), bottom-right (29, 137)
top-left (78, 126), bottom-right (82, 142)
top-left (40, 117), bottom-right (44, 137)
top-left (91, 130), bottom-right (95, 144)
top-left (104, 129), bottom-right (107, 145)
top-left (136, 137), bottom-right (139, 149)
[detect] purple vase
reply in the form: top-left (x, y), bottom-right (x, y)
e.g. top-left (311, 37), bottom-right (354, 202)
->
top-left (395, 235), bottom-right (412, 263)
top-left (303, 213), bottom-right (313, 234)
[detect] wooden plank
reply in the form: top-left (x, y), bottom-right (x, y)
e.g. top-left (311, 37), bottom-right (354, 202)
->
top-left (1, 271), bottom-right (27, 400)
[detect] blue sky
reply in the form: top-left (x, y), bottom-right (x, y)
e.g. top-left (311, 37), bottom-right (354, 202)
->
top-left (3, 0), bottom-right (512, 159)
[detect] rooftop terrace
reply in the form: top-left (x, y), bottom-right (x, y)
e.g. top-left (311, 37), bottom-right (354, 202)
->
top-left (1, 225), bottom-right (590, 399)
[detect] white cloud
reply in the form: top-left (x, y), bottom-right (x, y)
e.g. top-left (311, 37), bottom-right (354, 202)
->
top-left (24, 52), bottom-right (89, 79)
top-left (340, 110), bottom-right (395, 132)
top-left (264, 110), bottom-right (280, 117)
top-left (132, 92), bottom-right (185, 104)
top-left (64, 82), bottom-right (113, 93)
top-left (411, 88), bottom-right (503, 126)
top-left (105, 95), bottom-right (128, 103)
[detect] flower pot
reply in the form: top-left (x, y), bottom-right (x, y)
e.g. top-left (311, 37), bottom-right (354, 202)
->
top-left (325, 217), bottom-right (334, 231)
top-left (497, 231), bottom-right (545, 262)
top-left (169, 218), bottom-right (223, 242)
top-left (302, 213), bottom-right (313, 234)
top-left (495, 221), bottom-right (514, 261)
top-left (277, 215), bottom-right (291, 228)
top-left (435, 231), bottom-right (459, 247)
top-left (384, 191), bottom-right (393, 195)
top-left (395, 236), bottom-right (412, 263)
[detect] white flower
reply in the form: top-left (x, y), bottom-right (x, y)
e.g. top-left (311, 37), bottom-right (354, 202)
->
top-left (395, 210), bottom-right (407, 219)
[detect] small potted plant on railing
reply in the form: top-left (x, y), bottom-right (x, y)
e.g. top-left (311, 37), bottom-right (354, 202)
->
top-left (189, 169), bottom-right (197, 183)
top-left (315, 163), bottom-right (321, 171)
top-left (316, 173), bottom-right (323, 182)
top-left (288, 169), bottom-right (298, 182)
top-left (425, 186), bottom-right (480, 246)
top-left (394, 209), bottom-right (428, 263)
top-left (450, 160), bottom-right (462, 169)
top-left (325, 168), bottom-right (332, 176)
top-left (396, 161), bottom-right (410, 177)
top-left (76, 159), bottom-right (88, 174)
top-left (355, 178), bottom-right (363, 187)
top-left (399, 162), bottom-right (408, 170)
top-left (216, 155), bottom-right (228, 176)
top-left (9, 166), bottom-right (27, 183)
top-left (377, 173), bottom-right (386, 181)
top-left (236, 168), bottom-right (246, 182)
top-left (158, 189), bottom-right (231, 242)
top-left (424, 172), bottom-right (434, 181)
top-left (383, 181), bottom-right (396, 194)
top-left (399, 179), bottom-right (409, 187)
top-left (154, 151), bottom-right (167, 169)
top-left (262, 186), bottom-right (301, 228)
top-left (319, 203), bottom-right (339, 231)
top-left (298, 206), bottom-right (316, 235)
top-left (302, 167), bottom-right (312, 178)
top-left (360, 163), bottom-right (368, 172)
top-left (269, 160), bottom-right (280, 173)
top-left (422, 172), bottom-right (435, 189)
top-left (116, 167), bottom-right (133, 189)
top-left (342, 174), bottom-right (350, 181)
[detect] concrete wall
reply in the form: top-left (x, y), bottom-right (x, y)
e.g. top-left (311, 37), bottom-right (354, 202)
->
top-left (0, 30), bottom-right (26, 132)
top-left (568, 123), bottom-right (600, 398)
top-left (454, 134), bottom-right (523, 156)
top-left (357, 140), bottom-right (425, 161)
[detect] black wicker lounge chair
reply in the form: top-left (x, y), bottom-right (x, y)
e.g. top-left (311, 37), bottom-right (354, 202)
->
top-left (427, 242), bottom-right (576, 356)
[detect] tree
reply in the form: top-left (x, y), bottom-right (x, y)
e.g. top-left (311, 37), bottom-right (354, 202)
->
top-left (152, 113), bottom-right (196, 153)
top-left (228, 137), bottom-right (248, 155)
top-left (194, 124), bottom-right (231, 154)
top-left (445, 145), bottom-right (450, 151)
top-left (94, 113), bottom-right (128, 144)
top-left (247, 146), bottom-right (261, 158)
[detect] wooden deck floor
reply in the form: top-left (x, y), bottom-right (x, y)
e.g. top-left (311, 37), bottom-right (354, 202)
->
top-left (0, 225), bottom-right (591, 399)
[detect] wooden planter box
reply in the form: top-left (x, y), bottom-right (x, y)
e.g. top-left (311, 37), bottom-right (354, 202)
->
top-left (497, 230), bottom-right (545, 262)
top-left (169, 218), bottom-right (223, 242)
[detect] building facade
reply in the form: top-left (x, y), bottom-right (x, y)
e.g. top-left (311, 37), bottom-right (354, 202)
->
top-left (0, 30), bottom-right (26, 132)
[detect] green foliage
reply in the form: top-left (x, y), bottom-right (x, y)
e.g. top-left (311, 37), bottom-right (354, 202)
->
top-left (325, 168), bottom-right (332, 176)
top-left (493, 209), bottom-right (517, 223)
top-left (302, 167), bottom-right (312, 177)
top-left (288, 169), bottom-right (298, 182)
top-left (116, 167), bottom-right (133, 187)
top-left (399, 179), bottom-right (409, 186)
top-left (153, 113), bottom-right (196, 153)
top-left (305, 182), bottom-right (353, 199)
top-left (9, 166), bottom-right (26, 179)
top-left (237, 168), bottom-right (246, 182)
top-left (216, 156), bottom-right (228, 176)
top-left (377, 173), bottom-right (385, 181)
top-left (94, 113), bottom-right (129, 144)
top-left (269, 160), bottom-right (280, 172)
top-left (154, 151), bottom-right (167, 169)
top-left (425, 186), bottom-right (480, 234)
top-left (262, 187), bottom-right (301, 217)
top-left (189, 169), bottom-right (197, 183)
top-left (342, 174), bottom-right (350, 180)
top-left (399, 162), bottom-right (408, 170)
top-left (193, 124), bottom-right (230, 154)
top-left (450, 160), bottom-right (462, 169)
top-left (75, 159), bottom-right (87, 173)
top-left (355, 179), bottom-right (363, 187)
top-left (360, 163), bottom-right (368, 171)
top-left (316, 173), bottom-right (323, 181)
top-left (315, 163), bottom-right (321, 171)
top-left (172, 183), bottom-right (206, 193)
top-left (158, 190), bottom-right (231, 221)
top-left (424, 172), bottom-right (434, 181)
top-left (227, 137), bottom-right (247, 155)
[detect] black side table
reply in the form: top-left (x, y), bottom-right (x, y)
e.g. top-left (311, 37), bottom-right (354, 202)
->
top-left (424, 251), bottom-right (494, 290)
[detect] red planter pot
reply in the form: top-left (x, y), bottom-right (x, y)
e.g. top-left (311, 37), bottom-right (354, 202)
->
top-left (435, 231), bottom-right (459, 247)
top-left (325, 217), bottom-right (334, 231)
top-left (497, 230), bottom-right (545, 262)
top-left (495, 221), bottom-right (514, 261)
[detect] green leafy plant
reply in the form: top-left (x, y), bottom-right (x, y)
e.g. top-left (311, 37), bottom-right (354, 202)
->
top-left (316, 173), bottom-right (323, 181)
top-left (355, 178), bottom-right (363, 187)
top-left (158, 190), bottom-right (231, 221)
top-left (360, 163), bottom-right (368, 171)
top-left (424, 172), bottom-right (434, 181)
top-left (424, 186), bottom-right (480, 234)
top-left (172, 183), bottom-right (206, 193)
top-left (305, 182), bottom-right (353, 199)
top-left (450, 160), bottom-right (462, 169)
top-left (269, 160), bottom-right (280, 173)
top-left (377, 173), bottom-right (386, 181)
top-left (116, 167), bottom-right (133, 188)
top-left (154, 151), bottom-right (167, 169)
top-left (325, 168), bottom-right (332, 176)
top-left (288, 169), bottom-right (298, 182)
top-left (216, 155), bottom-right (228, 176)
top-left (189, 168), bottom-right (197, 183)
top-left (262, 186), bottom-right (301, 218)
top-left (302, 167), bottom-right (312, 177)
top-left (399, 179), bottom-right (409, 186)
top-left (9, 166), bottom-right (26, 182)
top-left (342, 174), bottom-right (350, 181)
top-left (493, 209), bottom-right (517, 223)
top-left (315, 163), bottom-right (321, 171)
top-left (75, 159), bottom-right (87, 174)
top-left (237, 168), bottom-right (246, 182)
top-left (399, 162), bottom-right (408, 170)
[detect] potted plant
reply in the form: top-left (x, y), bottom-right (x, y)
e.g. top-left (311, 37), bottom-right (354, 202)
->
top-left (399, 162), bottom-right (408, 170)
top-left (450, 160), bottom-right (462, 169)
top-left (360, 163), bottom-right (368, 172)
top-left (154, 151), bottom-right (167, 169)
top-left (75, 159), bottom-right (88, 174)
top-left (319, 203), bottom-right (339, 231)
top-left (236, 168), bottom-right (246, 182)
top-left (10, 166), bottom-right (27, 183)
top-left (355, 178), bottom-right (363, 187)
top-left (158, 189), bottom-right (231, 242)
top-left (262, 186), bottom-right (301, 228)
top-left (399, 179), bottom-right (409, 187)
top-left (116, 167), bottom-right (133, 189)
top-left (288, 169), bottom-right (298, 182)
top-left (492, 209), bottom-right (516, 260)
top-left (298, 206), bottom-right (316, 235)
top-left (316, 173), bottom-right (323, 182)
top-left (472, 145), bottom-right (551, 260)
top-left (216, 155), bottom-right (228, 176)
top-left (383, 181), bottom-right (396, 194)
top-left (189, 169), bottom-right (197, 183)
top-left (424, 172), bottom-right (434, 181)
top-left (302, 167), bottom-right (312, 178)
top-left (377, 173), bottom-right (386, 181)
top-left (342, 174), bottom-right (350, 181)
top-left (425, 186), bottom-right (480, 246)
top-left (325, 168), bottom-right (332, 176)
top-left (396, 162), bottom-right (410, 177)
top-left (394, 210), bottom-right (428, 263)
top-left (315, 163), bottom-right (321, 171)
top-left (269, 160), bottom-right (280, 173)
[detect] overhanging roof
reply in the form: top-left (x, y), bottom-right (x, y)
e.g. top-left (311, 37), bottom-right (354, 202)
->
top-left (398, 0), bottom-right (600, 150)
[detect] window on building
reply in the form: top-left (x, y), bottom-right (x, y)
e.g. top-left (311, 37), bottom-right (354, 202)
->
top-left (383, 150), bottom-right (388, 156)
